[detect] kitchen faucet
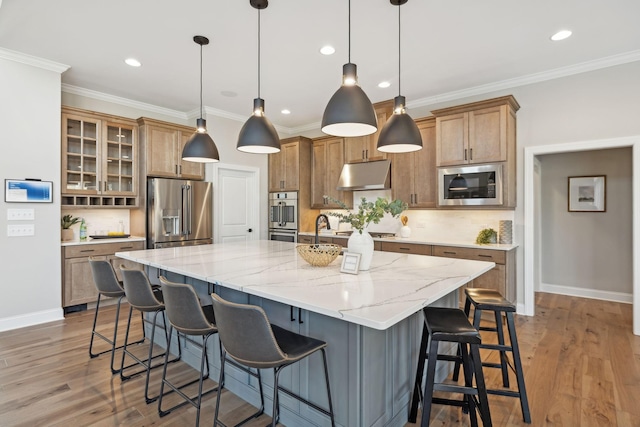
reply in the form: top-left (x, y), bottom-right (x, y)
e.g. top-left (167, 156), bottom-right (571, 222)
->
top-left (314, 214), bottom-right (331, 245)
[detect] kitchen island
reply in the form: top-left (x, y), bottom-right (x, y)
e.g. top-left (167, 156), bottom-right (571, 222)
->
top-left (116, 240), bottom-right (494, 427)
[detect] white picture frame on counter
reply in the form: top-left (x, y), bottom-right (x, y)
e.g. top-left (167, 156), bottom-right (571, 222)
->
top-left (340, 252), bottom-right (361, 275)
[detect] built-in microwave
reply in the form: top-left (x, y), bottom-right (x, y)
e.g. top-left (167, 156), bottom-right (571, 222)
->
top-left (438, 163), bottom-right (503, 206)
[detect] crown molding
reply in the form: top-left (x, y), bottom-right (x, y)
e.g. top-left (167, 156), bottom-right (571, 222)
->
top-left (0, 47), bottom-right (69, 73)
top-left (62, 84), bottom-right (188, 120)
top-left (408, 49), bottom-right (640, 110)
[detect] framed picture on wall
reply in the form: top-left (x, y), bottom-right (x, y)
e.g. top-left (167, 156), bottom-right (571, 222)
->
top-left (568, 175), bottom-right (606, 212)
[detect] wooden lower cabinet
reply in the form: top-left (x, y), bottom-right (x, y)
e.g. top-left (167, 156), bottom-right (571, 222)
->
top-left (432, 245), bottom-right (516, 306)
top-left (62, 241), bottom-right (144, 307)
top-left (379, 241), bottom-right (432, 256)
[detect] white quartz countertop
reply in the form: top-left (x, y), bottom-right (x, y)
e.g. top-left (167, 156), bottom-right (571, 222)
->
top-left (61, 236), bottom-right (146, 246)
top-left (298, 231), bottom-right (518, 251)
top-left (116, 240), bottom-right (494, 330)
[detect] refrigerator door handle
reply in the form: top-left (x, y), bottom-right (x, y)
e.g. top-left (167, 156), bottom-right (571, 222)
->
top-left (187, 185), bottom-right (192, 235)
top-left (181, 185), bottom-right (188, 236)
top-left (279, 202), bottom-right (285, 227)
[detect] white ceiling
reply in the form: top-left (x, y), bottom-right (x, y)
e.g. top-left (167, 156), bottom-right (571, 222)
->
top-left (1, 0), bottom-right (639, 133)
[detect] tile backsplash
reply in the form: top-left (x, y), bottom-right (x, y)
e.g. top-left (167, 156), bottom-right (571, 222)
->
top-left (323, 190), bottom-right (515, 244)
top-left (63, 209), bottom-right (130, 236)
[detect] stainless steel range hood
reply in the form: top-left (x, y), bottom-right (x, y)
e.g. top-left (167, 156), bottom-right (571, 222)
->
top-left (336, 159), bottom-right (391, 191)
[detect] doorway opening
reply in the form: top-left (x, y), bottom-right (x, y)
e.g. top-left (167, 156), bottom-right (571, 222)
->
top-left (524, 136), bottom-right (640, 336)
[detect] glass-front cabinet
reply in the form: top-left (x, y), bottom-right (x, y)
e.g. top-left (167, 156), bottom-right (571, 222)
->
top-left (61, 107), bottom-right (138, 207)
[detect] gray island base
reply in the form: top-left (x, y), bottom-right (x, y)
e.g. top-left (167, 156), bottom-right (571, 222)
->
top-left (116, 240), bottom-right (494, 427)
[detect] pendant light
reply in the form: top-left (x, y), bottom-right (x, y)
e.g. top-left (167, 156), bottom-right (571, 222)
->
top-left (377, 0), bottom-right (422, 153)
top-left (321, 0), bottom-right (377, 137)
top-left (182, 35), bottom-right (220, 163)
top-left (237, 0), bottom-right (280, 154)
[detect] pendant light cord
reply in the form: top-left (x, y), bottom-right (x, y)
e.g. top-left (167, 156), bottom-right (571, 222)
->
top-left (398, 3), bottom-right (401, 97)
top-left (257, 8), bottom-right (261, 99)
top-left (199, 41), bottom-right (204, 119)
top-left (348, 0), bottom-right (351, 63)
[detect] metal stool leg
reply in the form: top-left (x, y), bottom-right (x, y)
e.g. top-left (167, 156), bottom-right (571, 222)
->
top-left (494, 310), bottom-right (510, 388)
top-left (460, 343), bottom-right (478, 427)
top-left (470, 343), bottom-right (492, 427)
top-left (320, 348), bottom-right (336, 427)
top-left (506, 312), bottom-right (531, 423)
top-left (452, 296), bottom-right (473, 382)
top-left (419, 336), bottom-right (439, 427)
top-left (409, 323), bottom-right (429, 423)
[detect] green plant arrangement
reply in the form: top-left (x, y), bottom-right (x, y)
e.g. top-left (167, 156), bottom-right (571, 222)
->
top-left (325, 196), bottom-right (407, 234)
top-left (61, 214), bottom-right (81, 229)
top-left (475, 228), bottom-right (498, 245)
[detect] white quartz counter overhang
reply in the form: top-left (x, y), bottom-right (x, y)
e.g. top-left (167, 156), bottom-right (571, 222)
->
top-left (116, 240), bottom-right (494, 330)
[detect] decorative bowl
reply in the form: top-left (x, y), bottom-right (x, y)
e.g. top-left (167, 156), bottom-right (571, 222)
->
top-left (296, 244), bottom-right (342, 267)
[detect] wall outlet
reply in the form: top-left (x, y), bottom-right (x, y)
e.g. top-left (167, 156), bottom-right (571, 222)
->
top-left (7, 208), bottom-right (35, 220)
top-left (416, 222), bottom-right (426, 229)
top-left (7, 224), bottom-right (35, 236)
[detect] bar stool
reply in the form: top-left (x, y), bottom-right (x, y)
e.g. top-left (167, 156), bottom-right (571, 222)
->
top-left (211, 293), bottom-right (335, 427)
top-left (454, 288), bottom-right (531, 423)
top-left (158, 276), bottom-right (220, 427)
top-left (88, 257), bottom-right (145, 374)
top-left (119, 267), bottom-right (181, 403)
top-left (409, 307), bottom-right (492, 427)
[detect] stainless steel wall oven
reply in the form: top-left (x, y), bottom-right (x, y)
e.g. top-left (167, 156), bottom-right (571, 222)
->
top-left (268, 191), bottom-right (298, 242)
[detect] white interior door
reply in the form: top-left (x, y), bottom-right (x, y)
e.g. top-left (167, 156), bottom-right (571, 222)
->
top-left (214, 165), bottom-right (260, 243)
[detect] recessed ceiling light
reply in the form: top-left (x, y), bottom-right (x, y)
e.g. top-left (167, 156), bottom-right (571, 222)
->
top-left (320, 45), bottom-right (335, 55)
top-left (378, 81), bottom-right (391, 88)
top-left (281, 109), bottom-right (291, 115)
top-left (550, 30), bottom-right (572, 41)
top-left (124, 58), bottom-right (141, 67)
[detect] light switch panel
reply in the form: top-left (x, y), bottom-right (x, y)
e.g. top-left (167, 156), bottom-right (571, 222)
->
top-left (7, 224), bottom-right (35, 236)
top-left (7, 208), bottom-right (35, 220)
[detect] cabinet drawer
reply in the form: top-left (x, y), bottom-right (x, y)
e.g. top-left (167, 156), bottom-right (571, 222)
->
top-left (332, 237), bottom-right (349, 248)
top-left (379, 242), bottom-right (432, 256)
top-left (432, 245), bottom-right (505, 264)
top-left (298, 235), bottom-right (314, 245)
top-left (64, 241), bottom-right (144, 259)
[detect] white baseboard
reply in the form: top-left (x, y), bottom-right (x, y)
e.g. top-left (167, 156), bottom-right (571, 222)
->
top-left (539, 283), bottom-right (632, 304)
top-left (0, 308), bottom-right (64, 332)
top-left (516, 303), bottom-right (526, 315)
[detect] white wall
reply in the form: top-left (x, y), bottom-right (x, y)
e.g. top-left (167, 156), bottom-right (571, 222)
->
top-left (0, 57), bottom-right (65, 331)
top-left (539, 148), bottom-right (633, 297)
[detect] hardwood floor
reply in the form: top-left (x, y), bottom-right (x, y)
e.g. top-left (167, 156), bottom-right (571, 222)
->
top-left (1, 293), bottom-right (639, 426)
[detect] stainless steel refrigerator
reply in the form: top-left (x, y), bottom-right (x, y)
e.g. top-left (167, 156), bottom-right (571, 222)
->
top-left (147, 178), bottom-right (213, 249)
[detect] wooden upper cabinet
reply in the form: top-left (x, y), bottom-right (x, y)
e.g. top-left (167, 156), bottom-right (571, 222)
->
top-left (390, 117), bottom-right (437, 208)
top-left (344, 100), bottom-right (393, 163)
top-left (138, 117), bottom-right (204, 180)
top-left (268, 138), bottom-right (302, 192)
top-left (311, 136), bottom-right (352, 208)
top-left (433, 95), bottom-right (519, 167)
top-left (61, 107), bottom-right (137, 205)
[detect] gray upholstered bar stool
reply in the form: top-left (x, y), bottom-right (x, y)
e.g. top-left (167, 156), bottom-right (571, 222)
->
top-left (119, 267), bottom-right (181, 403)
top-left (158, 276), bottom-right (220, 427)
top-left (88, 257), bottom-right (145, 374)
top-left (211, 293), bottom-right (335, 427)
top-left (409, 307), bottom-right (492, 427)
top-left (454, 288), bottom-right (531, 423)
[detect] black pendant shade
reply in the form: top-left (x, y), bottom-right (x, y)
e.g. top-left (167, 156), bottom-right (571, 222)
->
top-left (449, 174), bottom-right (468, 191)
top-left (236, 0), bottom-right (281, 154)
top-left (237, 98), bottom-right (280, 154)
top-left (377, 96), bottom-right (422, 153)
top-left (183, 118), bottom-right (220, 161)
top-left (322, 63), bottom-right (377, 137)
top-left (182, 35), bottom-right (220, 163)
top-left (321, 0), bottom-right (377, 138)
top-left (377, 0), bottom-right (422, 153)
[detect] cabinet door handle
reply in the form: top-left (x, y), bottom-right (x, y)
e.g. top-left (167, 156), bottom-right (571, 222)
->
top-left (399, 247), bottom-right (411, 251)
top-left (470, 148), bottom-right (473, 160)
top-left (365, 149), bottom-right (369, 159)
top-left (478, 254), bottom-right (493, 259)
top-left (464, 149), bottom-right (468, 161)
top-left (410, 194), bottom-right (414, 204)
top-left (175, 165), bottom-right (178, 175)
top-left (80, 249), bottom-right (95, 253)
top-left (179, 165), bottom-right (182, 175)
top-left (298, 307), bottom-right (303, 324)
top-left (119, 246), bottom-right (133, 250)
top-left (414, 194), bottom-right (418, 204)
top-left (290, 306), bottom-right (296, 321)
top-left (362, 150), bottom-right (365, 159)
top-left (443, 251), bottom-right (457, 255)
